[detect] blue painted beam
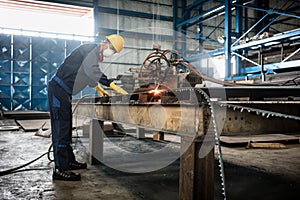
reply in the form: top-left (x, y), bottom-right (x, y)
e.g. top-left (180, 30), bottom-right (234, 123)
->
top-left (241, 60), bottom-right (300, 74)
top-left (234, 3), bottom-right (300, 20)
top-left (173, 0), bottom-right (179, 51)
top-left (186, 0), bottom-right (212, 10)
top-left (182, 0), bottom-right (212, 19)
top-left (232, 29), bottom-right (300, 51)
top-left (93, 0), bottom-right (99, 41)
top-left (235, 0), bottom-right (243, 75)
top-left (195, 36), bottom-right (223, 47)
top-left (176, 4), bottom-right (225, 28)
top-left (224, 0), bottom-right (232, 79)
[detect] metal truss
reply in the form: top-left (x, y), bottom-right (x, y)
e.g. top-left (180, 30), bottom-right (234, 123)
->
top-left (174, 0), bottom-right (300, 80)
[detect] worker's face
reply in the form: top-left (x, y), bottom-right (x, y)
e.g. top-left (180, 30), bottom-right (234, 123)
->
top-left (102, 41), bottom-right (116, 58)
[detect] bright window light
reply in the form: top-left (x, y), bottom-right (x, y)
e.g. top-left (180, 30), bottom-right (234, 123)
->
top-left (0, 0), bottom-right (94, 41)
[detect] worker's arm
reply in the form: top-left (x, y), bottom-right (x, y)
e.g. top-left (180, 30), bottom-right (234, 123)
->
top-left (109, 82), bottom-right (128, 95)
top-left (94, 83), bottom-right (110, 96)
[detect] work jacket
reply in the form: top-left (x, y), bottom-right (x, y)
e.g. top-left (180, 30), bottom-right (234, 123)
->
top-left (54, 43), bottom-right (113, 95)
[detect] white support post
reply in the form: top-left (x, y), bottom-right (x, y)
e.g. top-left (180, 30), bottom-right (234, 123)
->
top-left (89, 119), bottom-right (104, 165)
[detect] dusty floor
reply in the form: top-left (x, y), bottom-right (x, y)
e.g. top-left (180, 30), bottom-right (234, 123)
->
top-left (0, 127), bottom-right (299, 200)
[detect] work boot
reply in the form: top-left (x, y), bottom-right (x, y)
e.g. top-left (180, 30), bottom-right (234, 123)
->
top-left (53, 169), bottom-right (81, 181)
top-left (69, 161), bottom-right (87, 170)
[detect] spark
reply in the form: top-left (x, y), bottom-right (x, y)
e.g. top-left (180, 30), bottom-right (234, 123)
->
top-left (148, 85), bottom-right (164, 97)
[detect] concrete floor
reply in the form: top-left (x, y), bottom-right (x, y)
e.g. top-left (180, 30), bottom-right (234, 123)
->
top-left (0, 127), bottom-right (299, 200)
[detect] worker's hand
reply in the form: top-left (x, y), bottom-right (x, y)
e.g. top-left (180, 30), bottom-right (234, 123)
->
top-left (109, 82), bottom-right (128, 95)
top-left (94, 84), bottom-right (110, 96)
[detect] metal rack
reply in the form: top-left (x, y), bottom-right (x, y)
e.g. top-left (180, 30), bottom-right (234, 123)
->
top-left (174, 0), bottom-right (300, 81)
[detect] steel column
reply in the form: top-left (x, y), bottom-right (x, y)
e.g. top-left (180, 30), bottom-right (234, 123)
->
top-left (235, 0), bottom-right (243, 75)
top-left (93, 0), bottom-right (99, 41)
top-left (182, 0), bottom-right (187, 57)
top-left (224, 0), bottom-right (232, 79)
top-left (173, 0), bottom-right (178, 51)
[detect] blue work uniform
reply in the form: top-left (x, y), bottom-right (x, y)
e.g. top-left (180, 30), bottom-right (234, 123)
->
top-left (48, 43), bottom-right (113, 171)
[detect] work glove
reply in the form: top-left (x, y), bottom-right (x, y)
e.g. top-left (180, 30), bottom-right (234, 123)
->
top-left (94, 83), bottom-right (110, 96)
top-left (109, 82), bottom-right (128, 95)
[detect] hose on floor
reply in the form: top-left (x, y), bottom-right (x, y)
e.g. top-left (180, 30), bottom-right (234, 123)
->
top-left (0, 151), bottom-right (52, 176)
top-left (0, 94), bottom-right (96, 177)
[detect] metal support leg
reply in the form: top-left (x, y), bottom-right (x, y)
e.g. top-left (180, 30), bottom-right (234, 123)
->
top-left (153, 131), bottom-right (164, 141)
top-left (136, 127), bottom-right (146, 139)
top-left (89, 119), bottom-right (104, 165)
top-left (179, 135), bottom-right (214, 200)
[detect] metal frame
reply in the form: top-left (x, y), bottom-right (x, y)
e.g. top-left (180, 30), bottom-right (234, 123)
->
top-left (174, 0), bottom-right (300, 80)
top-left (74, 100), bottom-right (214, 200)
top-left (0, 34), bottom-right (83, 111)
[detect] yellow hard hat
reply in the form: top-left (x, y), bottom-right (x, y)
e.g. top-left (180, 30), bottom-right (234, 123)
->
top-left (106, 34), bottom-right (124, 53)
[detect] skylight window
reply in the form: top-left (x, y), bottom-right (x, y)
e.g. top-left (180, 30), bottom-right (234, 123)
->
top-left (0, 0), bottom-right (94, 41)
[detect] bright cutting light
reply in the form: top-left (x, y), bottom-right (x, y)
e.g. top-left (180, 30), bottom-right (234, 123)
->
top-left (149, 85), bottom-right (165, 97)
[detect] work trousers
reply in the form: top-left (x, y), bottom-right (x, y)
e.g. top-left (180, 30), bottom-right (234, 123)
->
top-left (48, 80), bottom-right (75, 171)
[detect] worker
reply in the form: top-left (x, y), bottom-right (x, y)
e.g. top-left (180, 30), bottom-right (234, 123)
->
top-left (48, 34), bottom-right (127, 181)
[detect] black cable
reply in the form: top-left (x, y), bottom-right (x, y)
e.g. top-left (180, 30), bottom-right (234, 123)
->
top-left (3, 167), bottom-right (53, 175)
top-left (47, 143), bottom-right (54, 162)
top-left (0, 95), bottom-right (94, 177)
top-left (0, 151), bottom-right (52, 176)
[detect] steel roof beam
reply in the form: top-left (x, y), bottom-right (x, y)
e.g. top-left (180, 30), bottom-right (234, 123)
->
top-left (176, 4), bottom-right (225, 28)
top-left (232, 29), bottom-right (300, 51)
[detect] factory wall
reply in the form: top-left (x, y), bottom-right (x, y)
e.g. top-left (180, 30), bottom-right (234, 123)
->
top-left (0, 34), bottom-right (89, 111)
top-left (96, 0), bottom-right (174, 79)
top-left (0, 0), bottom-right (175, 111)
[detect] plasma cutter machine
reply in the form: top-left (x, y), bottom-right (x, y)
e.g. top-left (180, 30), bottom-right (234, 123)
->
top-left (73, 47), bottom-right (300, 200)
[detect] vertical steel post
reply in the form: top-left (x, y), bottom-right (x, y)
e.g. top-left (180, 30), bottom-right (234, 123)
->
top-left (198, 4), bottom-right (203, 54)
top-left (182, 0), bottom-right (187, 57)
top-left (29, 37), bottom-right (32, 109)
top-left (89, 119), bottom-right (104, 165)
top-left (224, 0), bottom-right (232, 79)
top-left (10, 35), bottom-right (13, 110)
top-left (136, 127), bottom-right (146, 139)
top-left (93, 0), bottom-right (99, 42)
top-left (173, 0), bottom-right (178, 51)
top-left (235, 0), bottom-right (243, 76)
top-left (259, 47), bottom-right (265, 81)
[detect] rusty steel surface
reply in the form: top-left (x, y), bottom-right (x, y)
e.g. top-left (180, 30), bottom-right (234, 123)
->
top-left (74, 102), bottom-right (207, 137)
top-left (73, 86), bottom-right (300, 136)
